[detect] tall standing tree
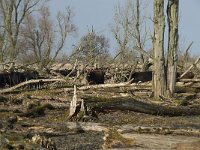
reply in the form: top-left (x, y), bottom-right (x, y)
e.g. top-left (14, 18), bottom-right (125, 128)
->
top-left (152, 0), bottom-right (166, 99)
top-left (153, 0), bottom-right (179, 99)
top-left (166, 0), bottom-right (179, 97)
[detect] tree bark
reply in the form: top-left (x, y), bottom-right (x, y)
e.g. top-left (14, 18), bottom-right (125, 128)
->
top-left (167, 0), bottom-right (179, 97)
top-left (83, 96), bottom-right (200, 117)
top-left (153, 0), bottom-right (166, 99)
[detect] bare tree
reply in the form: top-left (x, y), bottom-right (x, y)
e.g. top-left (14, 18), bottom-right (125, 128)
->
top-left (166, 0), bottom-right (179, 97)
top-left (22, 6), bottom-right (76, 69)
top-left (111, 0), bottom-right (151, 70)
top-left (152, 0), bottom-right (180, 99)
top-left (129, 0), bottom-right (151, 71)
top-left (73, 28), bottom-right (110, 67)
top-left (0, 0), bottom-right (44, 63)
top-left (54, 7), bottom-right (76, 62)
top-left (152, 0), bottom-right (166, 99)
top-left (111, 2), bottom-right (132, 68)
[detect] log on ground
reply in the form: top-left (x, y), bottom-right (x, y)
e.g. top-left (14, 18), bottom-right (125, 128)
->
top-left (82, 96), bottom-right (200, 117)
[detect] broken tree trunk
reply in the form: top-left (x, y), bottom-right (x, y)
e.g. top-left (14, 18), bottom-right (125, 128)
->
top-left (179, 56), bottom-right (200, 79)
top-left (166, 0), bottom-right (179, 97)
top-left (67, 85), bottom-right (98, 121)
top-left (68, 85), bottom-right (79, 119)
top-left (65, 59), bottom-right (78, 79)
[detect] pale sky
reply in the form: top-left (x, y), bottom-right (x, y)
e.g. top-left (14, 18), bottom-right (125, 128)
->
top-left (49, 0), bottom-right (200, 57)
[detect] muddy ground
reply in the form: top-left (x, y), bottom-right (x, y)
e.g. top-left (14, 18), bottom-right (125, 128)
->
top-left (1, 85), bottom-right (200, 150)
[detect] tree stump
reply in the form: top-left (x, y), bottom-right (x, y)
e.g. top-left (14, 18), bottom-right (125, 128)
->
top-left (67, 85), bottom-right (98, 121)
top-left (69, 85), bottom-right (78, 117)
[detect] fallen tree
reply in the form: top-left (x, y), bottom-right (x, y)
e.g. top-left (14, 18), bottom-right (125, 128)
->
top-left (64, 81), bottom-right (151, 92)
top-left (0, 78), bottom-right (67, 94)
top-left (179, 56), bottom-right (200, 79)
top-left (179, 79), bottom-right (200, 82)
top-left (82, 96), bottom-right (200, 117)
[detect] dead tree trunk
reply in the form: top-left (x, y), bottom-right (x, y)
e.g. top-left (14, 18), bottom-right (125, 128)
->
top-left (83, 96), bottom-right (200, 117)
top-left (64, 81), bottom-right (135, 92)
top-left (180, 56), bottom-right (200, 79)
top-left (153, 0), bottom-right (166, 99)
top-left (67, 85), bottom-right (98, 121)
top-left (135, 0), bottom-right (144, 65)
top-left (69, 85), bottom-right (78, 117)
top-left (0, 78), bottom-right (66, 94)
top-left (166, 0), bottom-right (179, 97)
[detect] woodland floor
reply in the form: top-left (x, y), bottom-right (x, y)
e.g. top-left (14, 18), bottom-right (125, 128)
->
top-left (1, 84), bottom-right (200, 150)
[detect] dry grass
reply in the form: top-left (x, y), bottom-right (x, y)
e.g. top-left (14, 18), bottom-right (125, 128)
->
top-left (103, 128), bottom-right (134, 149)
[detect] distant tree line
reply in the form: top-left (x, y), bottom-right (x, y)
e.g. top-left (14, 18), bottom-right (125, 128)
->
top-left (0, 0), bottom-right (76, 70)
